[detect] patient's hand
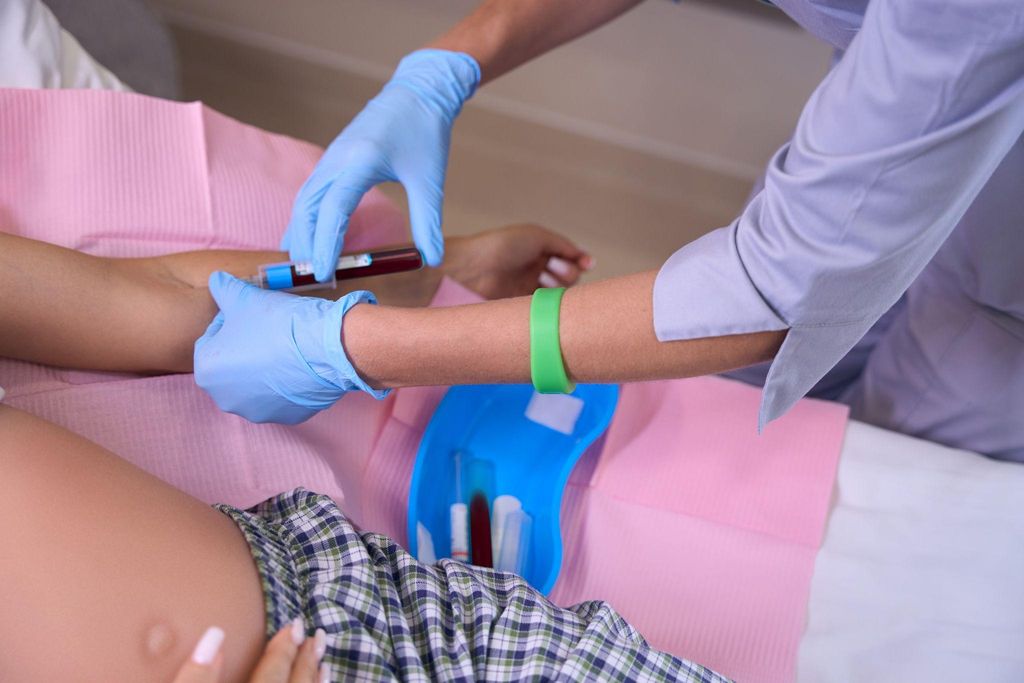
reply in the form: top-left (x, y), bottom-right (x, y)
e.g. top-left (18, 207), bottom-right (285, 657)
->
top-left (173, 621), bottom-right (325, 683)
top-left (442, 224), bottom-right (593, 299)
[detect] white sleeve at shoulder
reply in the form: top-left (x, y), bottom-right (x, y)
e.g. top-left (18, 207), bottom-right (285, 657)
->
top-left (0, 0), bottom-right (129, 91)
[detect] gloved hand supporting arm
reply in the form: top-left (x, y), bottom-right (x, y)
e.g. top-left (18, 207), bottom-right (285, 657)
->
top-left (194, 274), bottom-right (387, 424)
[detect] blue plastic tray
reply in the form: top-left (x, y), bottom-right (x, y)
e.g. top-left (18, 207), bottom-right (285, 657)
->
top-left (407, 383), bottom-right (619, 594)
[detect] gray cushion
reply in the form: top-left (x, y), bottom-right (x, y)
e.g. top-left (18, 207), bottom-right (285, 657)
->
top-left (42, 0), bottom-right (179, 98)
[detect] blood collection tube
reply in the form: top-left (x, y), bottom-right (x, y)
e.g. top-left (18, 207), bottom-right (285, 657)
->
top-left (450, 503), bottom-right (470, 562)
top-left (247, 246), bottom-right (423, 292)
top-left (469, 492), bottom-right (493, 568)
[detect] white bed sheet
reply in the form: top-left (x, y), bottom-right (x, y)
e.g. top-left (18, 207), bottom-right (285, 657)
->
top-left (0, 0), bottom-right (128, 91)
top-left (799, 420), bottom-right (1024, 682)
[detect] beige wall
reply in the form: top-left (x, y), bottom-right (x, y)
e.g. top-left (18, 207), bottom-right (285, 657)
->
top-left (152, 0), bottom-right (830, 183)
top-left (153, 1), bottom-right (833, 277)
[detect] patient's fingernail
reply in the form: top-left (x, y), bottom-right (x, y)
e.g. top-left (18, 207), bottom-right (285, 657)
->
top-left (319, 663), bottom-right (331, 683)
top-left (290, 617), bottom-right (305, 646)
top-left (538, 272), bottom-right (559, 288)
top-left (314, 628), bottom-right (327, 660)
top-left (547, 257), bottom-right (572, 278)
top-left (191, 626), bottom-right (225, 665)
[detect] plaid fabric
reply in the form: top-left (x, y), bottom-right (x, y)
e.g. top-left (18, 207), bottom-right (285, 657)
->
top-left (217, 489), bottom-right (730, 683)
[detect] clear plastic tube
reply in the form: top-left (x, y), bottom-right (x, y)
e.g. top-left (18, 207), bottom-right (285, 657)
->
top-left (496, 509), bottom-right (532, 575)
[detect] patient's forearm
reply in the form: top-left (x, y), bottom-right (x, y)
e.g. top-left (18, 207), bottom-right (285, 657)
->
top-left (0, 234), bottom-right (440, 374)
top-left (343, 270), bottom-right (786, 388)
top-left (0, 235), bottom-right (210, 373)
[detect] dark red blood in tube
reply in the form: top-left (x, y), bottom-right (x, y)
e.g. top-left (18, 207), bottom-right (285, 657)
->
top-left (288, 246), bottom-right (423, 289)
top-left (469, 492), bottom-right (493, 568)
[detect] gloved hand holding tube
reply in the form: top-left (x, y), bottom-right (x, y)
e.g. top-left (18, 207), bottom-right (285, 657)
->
top-left (280, 49), bottom-right (481, 280)
top-left (193, 271), bottom-right (389, 424)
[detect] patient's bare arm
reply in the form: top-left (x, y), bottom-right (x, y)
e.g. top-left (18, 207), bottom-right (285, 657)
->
top-left (0, 233), bottom-right (435, 373)
top-left (0, 224), bottom-right (587, 374)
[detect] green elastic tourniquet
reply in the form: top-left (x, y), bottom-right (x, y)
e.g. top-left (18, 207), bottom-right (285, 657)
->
top-left (530, 287), bottom-right (575, 394)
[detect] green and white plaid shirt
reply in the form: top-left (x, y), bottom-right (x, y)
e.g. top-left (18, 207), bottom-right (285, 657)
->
top-left (220, 489), bottom-right (730, 682)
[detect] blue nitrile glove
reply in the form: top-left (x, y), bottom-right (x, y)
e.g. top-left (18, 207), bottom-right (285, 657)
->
top-left (193, 271), bottom-right (389, 424)
top-left (281, 49), bottom-right (481, 280)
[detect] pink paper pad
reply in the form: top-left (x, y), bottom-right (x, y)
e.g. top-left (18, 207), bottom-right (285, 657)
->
top-left (0, 89), bottom-right (848, 683)
top-left (0, 88), bottom-right (405, 514)
top-left (553, 378), bottom-right (846, 683)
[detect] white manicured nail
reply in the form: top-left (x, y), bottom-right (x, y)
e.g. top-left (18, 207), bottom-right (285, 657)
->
top-left (538, 272), bottom-right (559, 288)
top-left (191, 626), bottom-right (225, 665)
top-left (290, 617), bottom-right (305, 646)
top-left (547, 257), bottom-right (572, 278)
top-left (319, 663), bottom-right (331, 683)
top-left (314, 628), bottom-right (327, 660)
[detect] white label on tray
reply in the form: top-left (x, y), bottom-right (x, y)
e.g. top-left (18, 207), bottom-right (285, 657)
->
top-left (525, 392), bottom-right (584, 435)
